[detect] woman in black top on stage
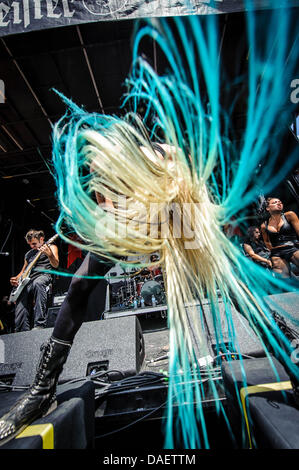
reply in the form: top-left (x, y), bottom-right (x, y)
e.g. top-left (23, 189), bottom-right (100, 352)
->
top-left (260, 197), bottom-right (299, 277)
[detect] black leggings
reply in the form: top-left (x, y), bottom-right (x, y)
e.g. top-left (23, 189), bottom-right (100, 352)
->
top-left (53, 253), bottom-right (112, 342)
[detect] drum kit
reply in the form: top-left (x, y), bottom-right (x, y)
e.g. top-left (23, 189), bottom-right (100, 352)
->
top-left (108, 263), bottom-right (166, 311)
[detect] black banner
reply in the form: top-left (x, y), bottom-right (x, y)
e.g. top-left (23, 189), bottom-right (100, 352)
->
top-left (0, 0), bottom-right (297, 37)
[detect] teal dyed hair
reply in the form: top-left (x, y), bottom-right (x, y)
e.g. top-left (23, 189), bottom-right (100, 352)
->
top-left (52, 4), bottom-right (299, 449)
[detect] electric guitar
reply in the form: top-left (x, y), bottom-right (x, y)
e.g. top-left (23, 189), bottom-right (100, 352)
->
top-left (9, 234), bottom-right (59, 303)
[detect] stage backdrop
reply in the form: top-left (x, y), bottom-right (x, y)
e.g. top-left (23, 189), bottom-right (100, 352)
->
top-left (0, 0), bottom-right (297, 37)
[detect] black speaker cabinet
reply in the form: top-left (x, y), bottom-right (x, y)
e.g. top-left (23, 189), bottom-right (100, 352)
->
top-left (0, 316), bottom-right (145, 387)
top-left (185, 298), bottom-right (265, 359)
top-left (222, 356), bottom-right (299, 449)
top-left (263, 292), bottom-right (299, 330)
top-left (46, 306), bottom-right (60, 328)
top-left (0, 381), bottom-right (96, 449)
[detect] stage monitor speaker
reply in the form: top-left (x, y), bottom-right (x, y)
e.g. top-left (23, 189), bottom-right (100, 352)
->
top-left (0, 316), bottom-right (145, 387)
top-left (185, 298), bottom-right (265, 359)
top-left (221, 355), bottom-right (292, 448)
top-left (263, 292), bottom-right (299, 331)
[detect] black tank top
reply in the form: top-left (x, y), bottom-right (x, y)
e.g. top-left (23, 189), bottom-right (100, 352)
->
top-left (25, 247), bottom-right (54, 280)
top-left (265, 214), bottom-right (297, 247)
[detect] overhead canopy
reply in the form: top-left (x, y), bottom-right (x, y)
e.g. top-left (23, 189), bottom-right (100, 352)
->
top-left (0, 0), bottom-right (297, 37)
top-left (0, 11), bottom-right (249, 230)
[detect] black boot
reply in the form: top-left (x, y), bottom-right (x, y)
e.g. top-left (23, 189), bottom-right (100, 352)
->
top-left (0, 336), bottom-right (72, 445)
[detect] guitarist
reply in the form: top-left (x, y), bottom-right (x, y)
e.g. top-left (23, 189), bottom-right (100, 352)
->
top-left (10, 229), bottom-right (59, 332)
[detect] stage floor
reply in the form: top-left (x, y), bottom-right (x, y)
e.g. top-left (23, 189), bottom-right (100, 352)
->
top-left (139, 315), bottom-right (169, 374)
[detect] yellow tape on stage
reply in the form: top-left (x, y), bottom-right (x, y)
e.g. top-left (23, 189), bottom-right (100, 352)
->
top-left (16, 423), bottom-right (54, 449)
top-left (240, 380), bottom-right (292, 449)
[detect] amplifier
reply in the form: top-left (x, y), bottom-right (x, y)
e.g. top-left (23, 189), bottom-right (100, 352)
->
top-left (52, 294), bottom-right (67, 307)
top-left (46, 306), bottom-right (60, 328)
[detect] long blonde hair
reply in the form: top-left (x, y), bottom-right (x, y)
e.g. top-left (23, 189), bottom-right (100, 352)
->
top-left (52, 10), bottom-right (299, 449)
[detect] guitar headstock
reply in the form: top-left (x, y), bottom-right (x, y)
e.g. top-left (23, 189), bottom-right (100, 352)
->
top-left (46, 233), bottom-right (59, 245)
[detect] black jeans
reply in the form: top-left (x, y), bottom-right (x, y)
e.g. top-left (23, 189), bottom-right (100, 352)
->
top-left (14, 274), bottom-right (52, 331)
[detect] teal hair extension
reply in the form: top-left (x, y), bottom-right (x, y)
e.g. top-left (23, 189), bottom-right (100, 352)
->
top-left (51, 4), bottom-right (299, 450)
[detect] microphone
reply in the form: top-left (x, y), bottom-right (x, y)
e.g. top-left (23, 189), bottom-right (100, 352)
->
top-left (0, 252), bottom-right (9, 256)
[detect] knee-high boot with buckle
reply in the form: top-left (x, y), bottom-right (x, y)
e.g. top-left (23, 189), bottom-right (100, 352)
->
top-left (0, 336), bottom-right (72, 445)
